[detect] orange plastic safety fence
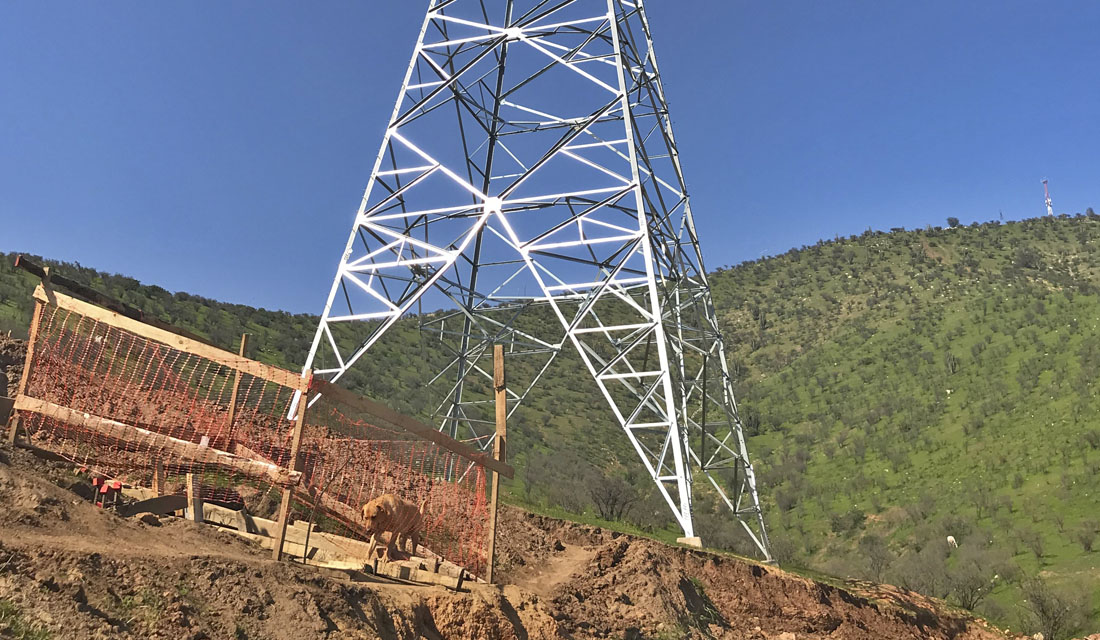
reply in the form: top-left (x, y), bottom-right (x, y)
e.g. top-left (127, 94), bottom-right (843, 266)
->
top-left (16, 300), bottom-right (493, 578)
top-left (294, 399), bottom-right (491, 577)
top-left (19, 302), bottom-right (299, 511)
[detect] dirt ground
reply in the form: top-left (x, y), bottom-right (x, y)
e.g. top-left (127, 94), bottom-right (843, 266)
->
top-left (0, 336), bottom-right (24, 397)
top-left (0, 441), bottom-right (1027, 640)
top-left (0, 340), bottom-right (1027, 639)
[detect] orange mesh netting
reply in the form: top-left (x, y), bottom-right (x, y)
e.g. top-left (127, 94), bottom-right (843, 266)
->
top-left (19, 301), bottom-right (299, 507)
top-left (16, 295), bottom-right (493, 578)
top-left (294, 397), bottom-right (490, 576)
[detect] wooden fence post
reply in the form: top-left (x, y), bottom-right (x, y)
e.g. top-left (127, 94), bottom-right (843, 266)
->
top-left (225, 333), bottom-right (249, 443)
top-left (185, 473), bottom-right (203, 522)
top-left (486, 345), bottom-right (507, 584)
top-left (7, 299), bottom-right (44, 444)
top-left (152, 460), bottom-right (166, 496)
top-left (273, 375), bottom-right (312, 561)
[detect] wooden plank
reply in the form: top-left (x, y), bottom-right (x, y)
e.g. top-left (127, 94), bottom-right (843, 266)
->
top-left (122, 494), bottom-right (188, 517)
top-left (225, 333), bottom-right (249, 442)
top-left (122, 486), bottom-right (158, 501)
top-left (206, 504), bottom-right (376, 561)
top-left (32, 285), bottom-right (307, 391)
top-left (185, 473), bottom-right (203, 522)
top-left (199, 501), bottom-right (466, 585)
top-left (291, 519), bottom-right (317, 538)
top-left (214, 513), bottom-right (364, 566)
top-left (14, 255), bottom-right (216, 348)
top-left (202, 501), bottom-right (375, 558)
top-left (233, 529), bottom-right (352, 564)
top-left (206, 503), bottom-right (253, 534)
top-left (486, 344), bottom-right (507, 584)
top-left (272, 492), bottom-right (294, 560)
top-left (286, 380), bottom-right (310, 471)
top-left (13, 396), bottom-right (300, 485)
top-left (7, 300), bottom-right (43, 444)
top-left (373, 558), bottom-right (464, 590)
top-left (201, 502), bottom-right (278, 537)
top-left (233, 442), bottom-right (278, 466)
top-left (273, 377), bottom-right (311, 560)
top-left (311, 379), bottom-right (514, 479)
top-left (310, 487), bottom-right (365, 525)
top-left (233, 509), bottom-right (249, 533)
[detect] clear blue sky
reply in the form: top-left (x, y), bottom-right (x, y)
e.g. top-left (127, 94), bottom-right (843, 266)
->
top-left (2, 1), bottom-right (1098, 313)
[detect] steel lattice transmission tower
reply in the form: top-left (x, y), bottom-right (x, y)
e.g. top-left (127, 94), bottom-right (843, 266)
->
top-left (302, 0), bottom-right (771, 558)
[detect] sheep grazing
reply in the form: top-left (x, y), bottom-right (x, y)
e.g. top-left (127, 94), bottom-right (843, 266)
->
top-left (946, 535), bottom-right (958, 549)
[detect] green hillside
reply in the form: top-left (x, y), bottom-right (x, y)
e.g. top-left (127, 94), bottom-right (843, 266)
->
top-left (4, 214), bottom-right (1100, 636)
top-left (711, 214), bottom-right (1100, 631)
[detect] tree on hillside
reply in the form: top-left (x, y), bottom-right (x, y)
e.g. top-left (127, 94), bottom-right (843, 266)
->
top-left (892, 546), bottom-right (949, 598)
top-left (1076, 520), bottom-right (1099, 552)
top-left (858, 533), bottom-right (893, 582)
top-left (947, 546), bottom-right (1009, 610)
top-left (947, 217), bottom-right (960, 228)
top-left (1019, 576), bottom-right (1090, 640)
top-left (1017, 528), bottom-right (1045, 562)
top-left (1014, 246), bottom-right (1043, 270)
top-left (943, 351), bottom-right (960, 375)
top-left (589, 473), bottom-right (639, 521)
top-left (525, 450), bottom-right (595, 514)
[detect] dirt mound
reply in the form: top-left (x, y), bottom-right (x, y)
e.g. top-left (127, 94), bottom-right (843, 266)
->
top-left (0, 540), bottom-right (561, 640)
top-left (497, 510), bottom-right (1016, 640)
top-left (0, 434), bottom-right (1021, 639)
top-left (0, 444), bottom-right (562, 639)
top-left (0, 336), bottom-right (24, 397)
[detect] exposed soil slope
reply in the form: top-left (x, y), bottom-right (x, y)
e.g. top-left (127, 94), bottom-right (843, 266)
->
top-left (496, 510), bottom-right (1019, 640)
top-left (0, 441), bottom-right (1023, 640)
top-left (0, 443), bottom-right (561, 640)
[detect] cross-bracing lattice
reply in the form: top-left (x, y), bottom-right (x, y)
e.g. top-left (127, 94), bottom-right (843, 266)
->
top-left (302, 0), bottom-right (771, 559)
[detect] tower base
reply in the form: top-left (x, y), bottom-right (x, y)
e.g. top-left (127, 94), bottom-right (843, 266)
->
top-left (676, 536), bottom-right (703, 549)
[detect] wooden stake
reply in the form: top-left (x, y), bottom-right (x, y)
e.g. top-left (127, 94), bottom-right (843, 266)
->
top-left (7, 300), bottom-right (43, 444)
top-left (185, 473), bottom-right (203, 523)
top-left (486, 344), bottom-right (507, 584)
top-left (225, 333), bottom-right (249, 443)
top-left (152, 460), bottom-right (165, 496)
top-left (273, 374), bottom-right (312, 561)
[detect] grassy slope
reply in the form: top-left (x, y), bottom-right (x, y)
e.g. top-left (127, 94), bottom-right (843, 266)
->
top-left (4, 215), bottom-right (1100, 631)
top-left (713, 215), bottom-right (1100, 626)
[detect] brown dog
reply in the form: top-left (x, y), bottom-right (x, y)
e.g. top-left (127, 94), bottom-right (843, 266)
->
top-left (361, 493), bottom-right (422, 561)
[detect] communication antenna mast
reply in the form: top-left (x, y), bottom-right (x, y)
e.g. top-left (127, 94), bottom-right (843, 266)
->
top-left (299, 0), bottom-right (771, 560)
top-left (1043, 179), bottom-right (1054, 217)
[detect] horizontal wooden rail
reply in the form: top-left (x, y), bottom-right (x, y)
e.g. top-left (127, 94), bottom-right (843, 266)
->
top-left (33, 284), bottom-right (307, 391)
top-left (14, 395), bottom-right (300, 485)
top-left (311, 380), bottom-right (514, 479)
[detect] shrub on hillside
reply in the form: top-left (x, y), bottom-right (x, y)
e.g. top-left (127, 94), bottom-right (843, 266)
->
top-left (829, 508), bottom-right (865, 534)
top-left (1018, 576), bottom-right (1091, 640)
top-left (1076, 520), bottom-right (1099, 553)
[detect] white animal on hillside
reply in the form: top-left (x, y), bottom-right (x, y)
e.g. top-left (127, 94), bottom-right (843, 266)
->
top-left (946, 535), bottom-right (958, 549)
